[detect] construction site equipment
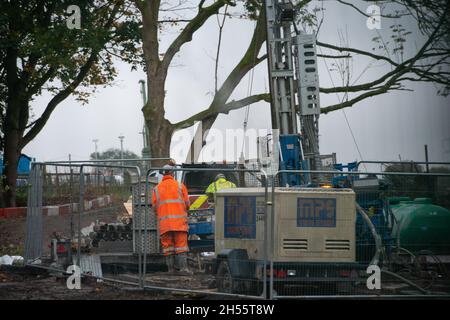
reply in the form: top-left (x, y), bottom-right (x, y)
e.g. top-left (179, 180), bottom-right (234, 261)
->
top-left (390, 197), bottom-right (450, 254)
top-left (21, 161), bottom-right (450, 298)
top-left (212, 186), bottom-right (360, 296)
top-left (264, 0), bottom-right (321, 186)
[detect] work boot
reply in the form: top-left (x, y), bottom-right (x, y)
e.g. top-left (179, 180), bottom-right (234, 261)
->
top-left (174, 253), bottom-right (193, 275)
top-left (165, 255), bottom-right (175, 273)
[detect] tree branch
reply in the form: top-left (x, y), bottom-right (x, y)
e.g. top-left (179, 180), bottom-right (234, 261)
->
top-left (321, 72), bottom-right (405, 114)
top-left (174, 93), bottom-right (270, 130)
top-left (317, 40), bottom-right (399, 66)
top-left (20, 2), bottom-right (122, 148)
top-left (317, 53), bottom-right (351, 59)
top-left (336, 0), bottom-right (410, 19)
top-left (321, 4), bottom-right (449, 114)
top-left (161, 0), bottom-right (230, 72)
top-left (21, 52), bottom-right (98, 148)
top-left (27, 66), bottom-right (57, 98)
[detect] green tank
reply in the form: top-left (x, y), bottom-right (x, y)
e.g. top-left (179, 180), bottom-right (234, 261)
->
top-left (390, 197), bottom-right (450, 254)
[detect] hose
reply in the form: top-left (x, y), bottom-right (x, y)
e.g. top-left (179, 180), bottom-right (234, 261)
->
top-left (381, 269), bottom-right (429, 295)
top-left (418, 250), bottom-right (449, 279)
top-left (356, 203), bottom-right (382, 266)
top-left (356, 205), bottom-right (432, 295)
top-left (391, 246), bottom-right (422, 272)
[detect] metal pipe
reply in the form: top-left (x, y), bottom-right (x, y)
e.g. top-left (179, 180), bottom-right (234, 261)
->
top-left (424, 145), bottom-right (430, 173)
top-left (32, 162), bottom-right (83, 167)
top-left (37, 164), bottom-right (44, 262)
top-left (356, 203), bottom-right (382, 266)
top-left (40, 158), bottom-right (171, 164)
top-left (77, 167), bottom-right (84, 266)
top-left (135, 167), bottom-right (142, 288)
top-left (142, 284), bottom-right (265, 299)
top-left (270, 172), bottom-right (277, 299)
top-left (27, 264), bottom-right (141, 287)
top-left (276, 169), bottom-right (450, 177)
top-left (356, 160), bottom-right (450, 171)
top-left (273, 294), bottom-right (448, 299)
top-left (145, 167), bottom-right (262, 174)
top-left (143, 171), bottom-right (150, 286)
top-left (260, 169), bottom-right (269, 299)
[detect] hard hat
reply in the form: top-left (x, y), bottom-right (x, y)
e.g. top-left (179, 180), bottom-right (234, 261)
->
top-left (162, 164), bottom-right (174, 175)
top-left (215, 173), bottom-right (226, 181)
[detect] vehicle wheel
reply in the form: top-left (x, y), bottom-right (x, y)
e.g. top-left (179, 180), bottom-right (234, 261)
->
top-left (216, 261), bottom-right (236, 293)
top-left (254, 280), bottom-right (275, 298)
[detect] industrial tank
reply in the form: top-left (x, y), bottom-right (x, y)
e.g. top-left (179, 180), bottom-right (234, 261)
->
top-left (390, 198), bottom-right (450, 254)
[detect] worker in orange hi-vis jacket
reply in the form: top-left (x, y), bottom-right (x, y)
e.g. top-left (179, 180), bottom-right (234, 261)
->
top-left (151, 164), bottom-right (192, 274)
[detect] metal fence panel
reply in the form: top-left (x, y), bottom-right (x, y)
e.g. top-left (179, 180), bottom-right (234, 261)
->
top-left (24, 162), bottom-right (143, 288)
top-left (23, 162), bottom-right (450, 299)
top-left (141, 167), bottom-right (269, 299)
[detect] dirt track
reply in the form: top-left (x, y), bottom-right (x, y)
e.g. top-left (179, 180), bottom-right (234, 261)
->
top-left (0, 267), bottom-right (187, 300)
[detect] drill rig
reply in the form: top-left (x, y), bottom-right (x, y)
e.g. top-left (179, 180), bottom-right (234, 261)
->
top-left (263, 0), bottom-right (321, 186)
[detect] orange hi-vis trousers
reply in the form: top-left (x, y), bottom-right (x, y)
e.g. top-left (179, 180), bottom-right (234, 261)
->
top-left (160, 231), bottom-right (189, 256)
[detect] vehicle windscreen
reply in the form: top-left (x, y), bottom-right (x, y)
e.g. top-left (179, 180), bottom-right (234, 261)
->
top-left (183, 170), bottom-right (238, 194)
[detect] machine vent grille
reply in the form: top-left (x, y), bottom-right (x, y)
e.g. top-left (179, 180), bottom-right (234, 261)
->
top-left (325, 239), bottom-right (350, 250)
top-left (283, 239), bottom-right (308, 250)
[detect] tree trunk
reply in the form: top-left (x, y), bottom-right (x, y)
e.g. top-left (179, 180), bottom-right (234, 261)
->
top-left (143, 73), bottom-right (174, 167)
top-left (184, 114), bottom-right (218, 163)
top-left (3, 47), bottom-right (27, 207)
top-left (2, 128), bottom-right (22, 207)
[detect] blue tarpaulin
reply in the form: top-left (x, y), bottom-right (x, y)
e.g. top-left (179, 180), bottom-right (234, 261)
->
top-left (0, 154), bottom-right (32, 175)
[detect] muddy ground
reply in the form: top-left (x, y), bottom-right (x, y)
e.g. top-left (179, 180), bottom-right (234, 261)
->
top-left (0, 204), bottom-right (221, 300)
top-left (0, 266), bottom-right (214, 300)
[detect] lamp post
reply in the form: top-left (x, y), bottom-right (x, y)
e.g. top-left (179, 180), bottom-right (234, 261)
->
top-left (92, 139), bottom-right (99, 185)
top-left (92, 139), bottom-right (99, 159)
top-left (118, 135), bottom-right (125, 167)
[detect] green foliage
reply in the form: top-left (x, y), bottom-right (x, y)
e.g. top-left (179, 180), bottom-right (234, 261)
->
top-left (15, 186), bottom-right (29, 207)
top-left (0, 0), bottom-right (143, 140)
top-left (90, 148), bottom-right (139, 161)
top-left (0, 1), bottom-right (143, 205)
top-left (383, 162), bottom-right (424, 189)
top-left (382, 162), bottom-right (450, 209)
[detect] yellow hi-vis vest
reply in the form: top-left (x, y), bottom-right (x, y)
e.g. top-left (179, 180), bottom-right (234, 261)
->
top-left (189, 178), bottom-right (237, 210)
top-left (205, 178), bottom-right (236, 197)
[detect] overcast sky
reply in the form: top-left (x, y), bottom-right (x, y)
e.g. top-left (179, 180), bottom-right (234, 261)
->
top-left (23, 1), bottom-right (450, 170)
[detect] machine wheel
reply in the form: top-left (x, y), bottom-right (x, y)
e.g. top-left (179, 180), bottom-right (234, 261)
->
top-left (216, 260), bottom-right (237, 293)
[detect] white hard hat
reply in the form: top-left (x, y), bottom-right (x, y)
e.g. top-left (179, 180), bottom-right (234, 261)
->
top-left (215, 173), bottom-right (226, 181)
top-left (162, 164), bottom-right (174, 175)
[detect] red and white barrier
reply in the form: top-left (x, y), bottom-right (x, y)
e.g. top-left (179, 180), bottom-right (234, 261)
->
top-left (0, 195), bottom-right (113, 219)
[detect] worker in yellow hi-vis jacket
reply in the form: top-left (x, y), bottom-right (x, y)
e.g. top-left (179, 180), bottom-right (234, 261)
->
top-left (189, 174), bottom-right (237, 210)
top-left (189, 173), bottom-right (236, 210)
top-left (205, 174), bottom-right (236, 200)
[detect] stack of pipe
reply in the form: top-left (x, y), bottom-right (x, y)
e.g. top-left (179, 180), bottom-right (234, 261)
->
top-left (90, 221), bottom-right (133, 247)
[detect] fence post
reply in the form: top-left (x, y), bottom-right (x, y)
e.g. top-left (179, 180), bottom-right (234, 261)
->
top-left (77, 166), bottom-right (84, 267)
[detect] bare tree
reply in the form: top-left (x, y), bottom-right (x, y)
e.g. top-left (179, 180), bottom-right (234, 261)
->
top-left (134, 0), bottom-right (449, 162)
